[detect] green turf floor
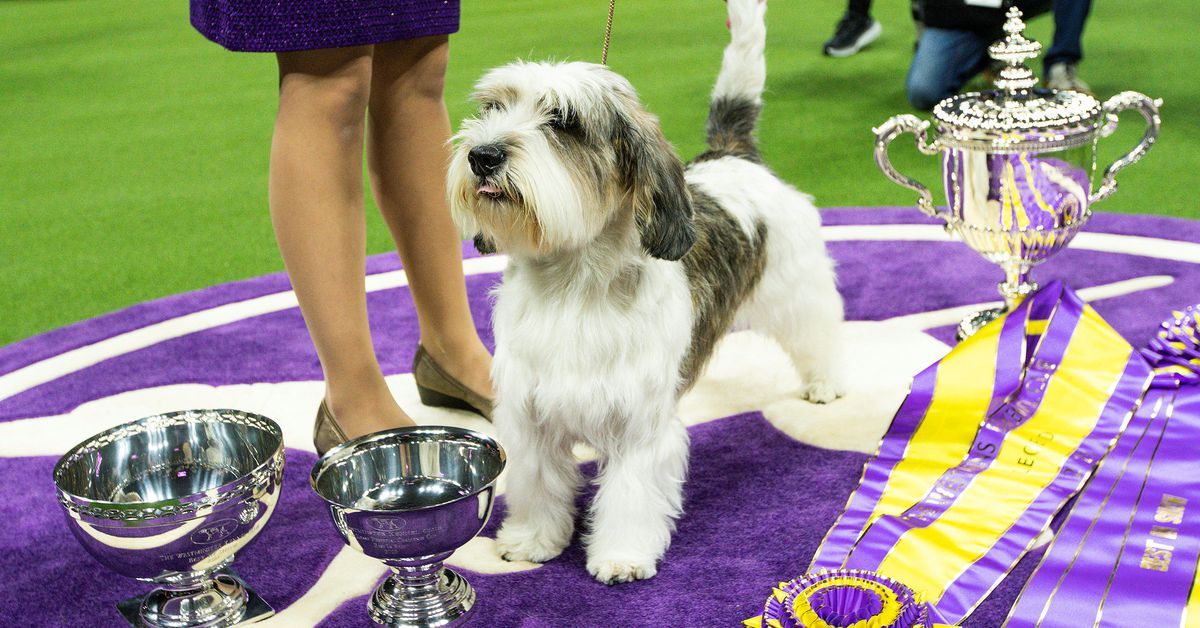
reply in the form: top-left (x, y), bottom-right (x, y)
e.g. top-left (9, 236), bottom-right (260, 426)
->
top-left (1, 0), bottom-right (1197, 345)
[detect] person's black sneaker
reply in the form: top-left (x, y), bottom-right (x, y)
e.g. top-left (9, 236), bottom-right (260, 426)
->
top-left (823, 12), bottom-right (882, 57)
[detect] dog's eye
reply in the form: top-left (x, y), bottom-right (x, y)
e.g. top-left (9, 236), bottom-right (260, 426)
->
top-left (480, 100), bottom-right (503, 114)
top-left (547, 108), bottom-right (580, 132)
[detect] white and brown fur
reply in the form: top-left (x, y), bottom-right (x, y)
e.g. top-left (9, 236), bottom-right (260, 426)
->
top-left (449, 0), bottom-right (844, 584)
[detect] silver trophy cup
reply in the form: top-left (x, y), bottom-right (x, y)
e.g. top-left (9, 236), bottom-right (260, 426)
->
top-left (310, 426), bottom-right (506, 627)
top-left (874, 8), bottom-right (1160, 339)
top-left (53, 409), bottom-right (285, 627)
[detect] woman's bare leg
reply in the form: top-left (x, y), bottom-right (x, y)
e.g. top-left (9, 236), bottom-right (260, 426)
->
top-left (367, 35), bottom-right (493, 398)
top-left (271, 46), bottom-right (414, 437)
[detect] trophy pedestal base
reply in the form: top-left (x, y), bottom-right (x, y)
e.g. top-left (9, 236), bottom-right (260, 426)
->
top-left (118, 569), bottom-right (274, 627)
top-left (369, 567), bottom-right (475, 628)
top-left (957, 306), bottom-right (1006, 342)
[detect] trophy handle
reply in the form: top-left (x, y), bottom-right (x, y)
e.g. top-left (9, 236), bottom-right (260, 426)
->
top-left (1092, 91), bottom-right (1162, 204)
top-left (873, 114), bottom-right (944, 219)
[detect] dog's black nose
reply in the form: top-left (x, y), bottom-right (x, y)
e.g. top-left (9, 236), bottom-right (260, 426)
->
top-left (467, 144), bottom-right (507, 177)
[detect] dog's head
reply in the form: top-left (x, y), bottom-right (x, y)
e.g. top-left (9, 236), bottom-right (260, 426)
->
top-left (449, 61), bottom-right (695, 260)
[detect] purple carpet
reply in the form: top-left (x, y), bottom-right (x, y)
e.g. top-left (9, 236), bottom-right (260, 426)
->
top-left (1, 207), bottom-right (1197, 626)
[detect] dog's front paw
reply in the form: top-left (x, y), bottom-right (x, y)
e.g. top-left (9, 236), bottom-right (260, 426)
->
top-left (801, 379), bottom-right (845, 404)
top-left (586, 556), bottom-right (658, 585)
top-left (495, 522), bottom-right (570, 563)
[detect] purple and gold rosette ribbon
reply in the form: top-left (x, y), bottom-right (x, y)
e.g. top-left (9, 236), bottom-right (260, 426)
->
top-left (744, 569), bottom-right (933, 628)
top-left (749, 283), bottom-right (1154, 626)
top-left (1142, 304), bottom-right (1200, 386)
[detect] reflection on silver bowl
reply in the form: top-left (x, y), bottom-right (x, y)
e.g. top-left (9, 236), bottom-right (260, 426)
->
top-left (311, 426), bottom-right (506, 627)
top-left (53, 409), bottom-right (284, 627)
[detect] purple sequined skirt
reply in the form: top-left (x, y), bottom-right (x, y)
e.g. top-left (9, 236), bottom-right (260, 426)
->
top-left (190, 0), bottom-right (460, 52)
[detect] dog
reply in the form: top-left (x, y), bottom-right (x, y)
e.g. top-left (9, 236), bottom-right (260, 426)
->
top-left (448, 0), bottom-right (844, 584)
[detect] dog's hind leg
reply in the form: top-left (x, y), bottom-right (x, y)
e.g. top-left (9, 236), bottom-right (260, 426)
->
top-left (495, 404), bottom-right (582, 564)
top-left (742, 241), bottom-right (847, 404)
top-left (585, 415), bottom-right (690, 584)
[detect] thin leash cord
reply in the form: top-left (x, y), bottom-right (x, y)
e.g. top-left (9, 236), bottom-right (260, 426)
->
top-left (601, 0), bottom-right (615, 64)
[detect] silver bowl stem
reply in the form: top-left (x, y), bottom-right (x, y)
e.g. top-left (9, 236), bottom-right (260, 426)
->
top-left (369, 563), bottom-right (476, 627)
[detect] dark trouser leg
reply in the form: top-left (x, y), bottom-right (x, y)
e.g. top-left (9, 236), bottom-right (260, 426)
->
top-left (1044, 0), bottom-right (1092, 69)
top-left (848, 0), bottom-right (872, 17)
top-left (906, 27), bottom-right (993, 110)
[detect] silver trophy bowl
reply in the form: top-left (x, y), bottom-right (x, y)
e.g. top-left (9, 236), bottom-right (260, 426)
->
top-left (53, 409), bottom-right (285, 627)
top-left (310, 426), bottom-right (506, 627)
top-left (874, 8), bottom-right (1160, 339)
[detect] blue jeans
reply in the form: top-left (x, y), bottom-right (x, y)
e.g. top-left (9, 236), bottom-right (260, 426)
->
top-left (905, 0), bottom-right (1092, 110)
top-left (906, 26), bottom-right (993, 110)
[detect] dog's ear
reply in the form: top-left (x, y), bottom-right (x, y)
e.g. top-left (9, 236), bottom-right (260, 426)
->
top-left (473, 233), bottom-right (497, 255)
top-left (616, 106), bottom-right (696, 261)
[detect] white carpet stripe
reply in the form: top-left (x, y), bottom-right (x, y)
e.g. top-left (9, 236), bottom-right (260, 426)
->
top-left (261, 546), bottom-right (386, 626)
top-left (0, 255), bottom-right (509, 405)
top-left (822, 225), bottom-right (1200, 264)
top-left (0, 376), bottom-right (490, 458)
top-left (884, 275), bottom-right (1176, 330)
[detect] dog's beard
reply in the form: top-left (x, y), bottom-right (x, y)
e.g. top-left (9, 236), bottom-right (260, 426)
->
top-left (448, 146), bottom-right (543, 255)
top-left (449, 134), bottom-right (615, 258)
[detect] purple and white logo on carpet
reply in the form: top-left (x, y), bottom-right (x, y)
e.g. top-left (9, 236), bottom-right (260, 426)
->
top-left (1, 208), bottom-right (1197, 626)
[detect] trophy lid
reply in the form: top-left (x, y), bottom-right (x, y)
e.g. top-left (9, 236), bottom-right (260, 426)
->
top-left (931, 7), bottom-right (1104, 151)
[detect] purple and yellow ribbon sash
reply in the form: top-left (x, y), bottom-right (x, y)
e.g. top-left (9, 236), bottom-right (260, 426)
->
top-left (1006, 306), bottom-right (1200, 627)
top-left (747, 283), bottom-right (1152, 627)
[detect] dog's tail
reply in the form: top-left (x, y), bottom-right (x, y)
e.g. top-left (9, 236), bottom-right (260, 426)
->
top-left (706, 0), bottom-right (766, 161)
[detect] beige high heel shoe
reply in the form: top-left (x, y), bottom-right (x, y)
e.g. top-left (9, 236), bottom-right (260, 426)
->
top-left (412, 345), bottom-right (493, 420)
top-left (312, 399), bottom-right (350, 457)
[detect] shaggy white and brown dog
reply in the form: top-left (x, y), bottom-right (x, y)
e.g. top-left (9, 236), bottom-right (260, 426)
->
top-left (449, 0), bottom-right (844, 584)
